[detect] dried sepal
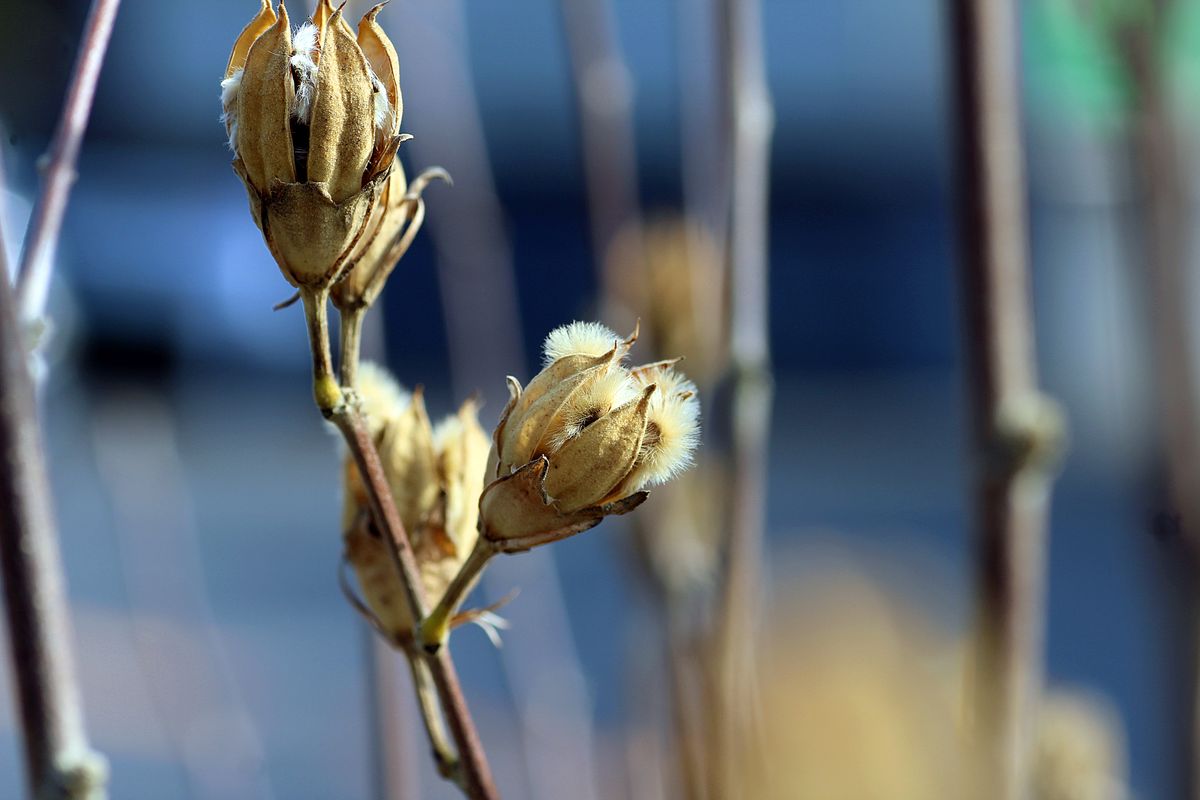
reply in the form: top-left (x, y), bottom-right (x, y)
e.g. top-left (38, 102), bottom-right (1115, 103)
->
top-left (306, 8), bottom-right (376, 203)
top-left (333, 163), bottom-right (448, 311)
top-left (435, 397), bottom-right (491, 554)
top-left (225, 0), bottom-right (277, 77)
top-left (543, 383), bottom-right (653, 511)
top-left (357, 3), bottom-right (403, 136)
top-left (378, 387), bottom-right (440, 536)
top-left (235, 5), bottom-right (295, 193)
top-left (479, 456), bottom-right (649, 551)
top-left (344, 511), bottom-right (417, 641)
top-left (257, 177), bottom-right (381, 288)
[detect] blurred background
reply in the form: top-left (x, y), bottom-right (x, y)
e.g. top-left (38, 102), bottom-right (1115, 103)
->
top-left (0, 0), bottom-right (1194, 797)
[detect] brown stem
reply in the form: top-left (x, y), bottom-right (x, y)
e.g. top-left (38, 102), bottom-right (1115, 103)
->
top-left (300, 288), bottom-right (343, 415)
top-left (0, 270), bottom-right (106, 797)
top-left (15, 0), bottom-right (122, 323)
top-left (948, 1), bottom-right (1063, 798)
top-left (339, 305), bottom-right (366, 390)
top-left (1114, 9), bottom-right (1200, 797)
top-left (331, 405), bottom-right (499, 799)
top-left (711, 0), bottom-right (774, 793)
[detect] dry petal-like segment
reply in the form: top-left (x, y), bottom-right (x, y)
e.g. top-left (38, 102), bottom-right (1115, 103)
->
top-left (435, 397), bottom-right (491, 553)
top-left (543, 384), bottom-right (653, 511)
top-left (358, 3), bottom-right (403, 135)
top-left (236, 5), bottom-right (295, 193)
top-left (378, 388), bottom-right (440, 537)
top-left (226, 0), bottom-right (276, 77)
top-left (307, 9), bottom-right (376, 203)
top-left (479, 457), bottom-right (648, 550)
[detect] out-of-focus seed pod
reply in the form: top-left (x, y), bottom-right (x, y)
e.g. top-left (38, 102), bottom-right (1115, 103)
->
top-left (341, 364), bottom-right (490, 643)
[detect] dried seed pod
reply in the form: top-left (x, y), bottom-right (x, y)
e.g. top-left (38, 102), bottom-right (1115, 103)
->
top-left (222, 1), bottom-right (408, 291)
top-left (341, 364), bottom-right (490, 642)
top-left (479, 321), bottom-right (700, 551)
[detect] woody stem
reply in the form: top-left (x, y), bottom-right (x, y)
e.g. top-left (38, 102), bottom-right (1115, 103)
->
top-left (300, 287), bottom-right (343, 416)
top-left (331, 405), bottom-right (499, 800)
top-left (338, 305), bottom-right (366, 390)
top-left (419, 538), bottom-right (497, 654)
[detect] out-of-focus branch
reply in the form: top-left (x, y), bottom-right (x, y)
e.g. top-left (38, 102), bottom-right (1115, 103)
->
top-left (948, 1), bottom-right (1064, 798)
top-left (1112, 6), bottom-right (1200, 798)
top-left (388, 5), bottom-right (605, 800)
top-left (332, 406), bottom-right (498, 800)
top-left (15, 0), bottom-right (122, 324)
top-left (0, 269), bottom-right (106, 798)
top-left (712, 0), bottom-right (774, 794)
top-left (558, 0), bottom-right (644, 323)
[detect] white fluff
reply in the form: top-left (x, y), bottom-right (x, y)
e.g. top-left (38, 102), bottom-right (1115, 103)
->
top-left (356, 361), bottom-right (412, 436)
top-left (219, 69), bottom-right (243, 152)
top-left (370, 73), bottom-right (393, 134)
top-left (290, 23), bottom-right (320, 123)
top-left (542, 321), bottom-right (621, 366)
top-left (627, 366), bottom-right (700, 488)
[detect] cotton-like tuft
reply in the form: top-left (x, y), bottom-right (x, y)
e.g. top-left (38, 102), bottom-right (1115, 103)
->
top-left (220, 69), bottom-right (243, 151)
top-left (290, 23), bottom-right (320, 123)
top-left (625, 366), bottom-right (700, 488)
top-left (542, 321), bottom-right (622, 366)
top-left (356, 361), bottom-right (411, 436)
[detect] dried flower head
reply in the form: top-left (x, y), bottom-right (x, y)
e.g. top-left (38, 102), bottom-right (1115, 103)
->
top-left (479, 321), bottom-right (701, 551)
top-left (222, 0), bottom-right (406, 291)
top-left (606, 217), bottom-right (726, 385)
top-left (342, 363), bottom-right (490, 642)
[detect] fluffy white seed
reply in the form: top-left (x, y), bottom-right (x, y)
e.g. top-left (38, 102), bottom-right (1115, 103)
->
top-left (290, 23), bottom-right (320, 123)
top-left (220, 68), bottom-right (243, 152)
top-left (627, 367), bottom-right (700, 488)
top-left (542, 321), bottom-right (621, 366)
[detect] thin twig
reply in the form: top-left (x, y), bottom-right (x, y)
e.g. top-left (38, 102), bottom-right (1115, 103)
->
top-left (15, 0), bottom-right (122, 324)
top-left (711, 0), bottom-right (774, 794)
top-left (0, 269), bottom-right (106, 798)
top-left (948, 2), bottom-right (1064, 798)
top-left (331, 405), bottom-right (499, 800)
top-left (558, 0), bottom-right (645, 321)
top-left (1111, 6), bottom-right (1200, 797)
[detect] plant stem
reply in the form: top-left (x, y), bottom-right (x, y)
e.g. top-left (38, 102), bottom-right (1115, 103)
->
top-left (557, 0), bottom-right (644, 318)
top-left (1113, 8), bottom-right (1200, 797)
top-left (948, 1), bottom-right (1062, 798)
top-left (402, 642), bottom-right (461, 782)
top-left (712, 0), bottom-right (774, 793)
top-left (418, 538), bottom-right (495, 653)
top-left (0, 271), bottom-right (106, 798)
top-left (339, 305), bottom-right (366, 390)
top-left (300, 288), bottom-right (343, 415)
top-left (15, 0), bottom-right (122, 324)
top-left (330, 405), bottom-right (499, 799)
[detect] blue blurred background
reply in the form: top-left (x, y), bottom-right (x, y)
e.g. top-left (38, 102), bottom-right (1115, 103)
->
top-left (0, 0), bottom-right (1191, 797)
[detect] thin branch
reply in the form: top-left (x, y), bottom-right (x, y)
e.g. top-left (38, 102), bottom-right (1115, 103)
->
top-left (0, 266), bottom-right (106, 797)
top-left (331, 405), bottom-right (499, 800)
top-left (1111, 6), bottom-right (1200, 797)
top-left (711, 0), bottom-right (774, 793)
top-left (558, 0), bottom-right (645, 321)
top-left (947, 1), bottom-right (1064, 798)
top-left (15, 0), bottom-right (122, 324)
